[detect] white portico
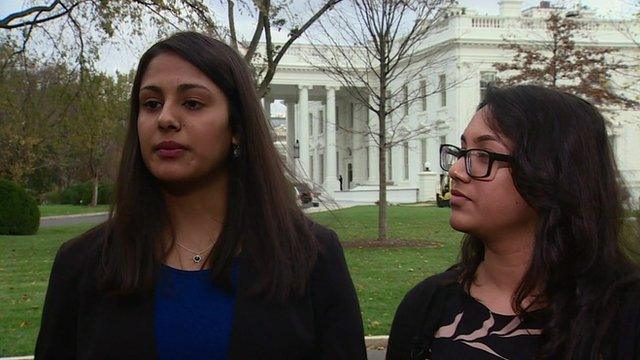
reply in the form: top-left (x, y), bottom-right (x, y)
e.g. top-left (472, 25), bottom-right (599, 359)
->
top-left (265, 82), bottom-right (369, 193)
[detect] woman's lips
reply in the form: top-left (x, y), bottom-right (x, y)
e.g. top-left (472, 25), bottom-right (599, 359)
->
top-left (450, 189), bottom-right (471, 206)
top-left (156, 148), bottom-right (185, 158)
top-left (154, 141), bottom-right (186, 158)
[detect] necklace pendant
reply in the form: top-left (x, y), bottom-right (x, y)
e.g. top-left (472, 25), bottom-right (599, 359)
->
top-left (193, 254), bottom-right (202, 263)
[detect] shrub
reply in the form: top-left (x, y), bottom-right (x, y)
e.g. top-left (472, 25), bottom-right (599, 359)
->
top-left (60, 182), bottom-right (91, 205)
top-left (43, 190), bottom-right (62, 205)
top-left (0, 178), bottom-right (40, 235)
top-left (98, 182), bottom-right (115, 205)
top-left (59, 181), bottom-right (114, 205)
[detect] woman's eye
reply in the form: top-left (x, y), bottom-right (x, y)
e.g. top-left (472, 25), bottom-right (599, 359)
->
top-left (142, 100), bottom-right (162, 110)
top-left (184, 100), bottom-right (203, 110)
top-left (475, 152), bottom-right (490, 163)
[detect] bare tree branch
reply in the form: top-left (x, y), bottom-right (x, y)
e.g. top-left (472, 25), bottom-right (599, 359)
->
top-left (243, 0), bottom-right (266, 62)
top-left (256, 0), bottom-right (342, 95)
top-left (227, 0), bottom-right (238, 50)
top-left (0, 1), bottom-right (84, 29)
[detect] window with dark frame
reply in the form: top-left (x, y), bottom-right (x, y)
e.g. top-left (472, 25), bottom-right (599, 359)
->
top-left (421, 138), bottom-right (427, 171)
top-left (480, 71), bottom-right (496, 100)
top-left (403, 84), bottom-right (409, 116)
top-left (388, 147), bottom-right (393, 181)
top-left (420, 80), bottom-right (427, 111)
top-left (365, 146), bottom-right (370, 179)
top-left (439, 74), bottom-right (447, 107)
top-left (403, 142), bottom-right (409, 180)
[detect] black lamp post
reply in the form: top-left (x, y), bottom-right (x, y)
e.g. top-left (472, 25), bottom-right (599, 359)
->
top-left (294, 140), bottom-right (300, 159)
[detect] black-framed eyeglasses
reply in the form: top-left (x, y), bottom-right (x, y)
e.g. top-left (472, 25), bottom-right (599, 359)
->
top-left (440, 144), bottom-right (513, 179)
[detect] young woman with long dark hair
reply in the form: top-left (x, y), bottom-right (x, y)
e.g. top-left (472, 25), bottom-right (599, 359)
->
top-left (35, 32), bottom-right (366, 359)
top-left (386, 85), bottom-right (640, 359)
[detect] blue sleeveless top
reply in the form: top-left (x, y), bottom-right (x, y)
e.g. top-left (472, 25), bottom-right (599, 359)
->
top-left (154, 264), bottom-right (237, 360)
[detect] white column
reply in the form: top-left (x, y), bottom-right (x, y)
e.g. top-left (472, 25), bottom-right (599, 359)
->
top-left (408, 138), bottom-right (420, 186)
top-left (370, 144), bottom-right (380, 185)
top-left (324, 86), bottom-right (339, 193)
top-left (286, 100), bottom-right (296, 171)
top-left (316, 152), bottom-right (322, 184)
top-left (352, 101), bottom-right (366, 186)
top-left (263, 97), bottom-right (272, 121)
top-left (368, 92), bottom-right (380, 185)
top-left (298, 85), bottom-right (311, 181)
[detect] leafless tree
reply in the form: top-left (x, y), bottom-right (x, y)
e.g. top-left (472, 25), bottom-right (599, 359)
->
top-left (306, 0), bottom-right (457, 241)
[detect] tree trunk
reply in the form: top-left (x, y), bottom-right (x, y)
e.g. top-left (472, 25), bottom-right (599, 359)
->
top-left (378, 106), bottom-right (387, 241)
top-left (378, 25), bottom-right (388, 242)
top-left (378, 140), bottom-right (387, 242)
top-left (91, 174), bottom-right (99, 207)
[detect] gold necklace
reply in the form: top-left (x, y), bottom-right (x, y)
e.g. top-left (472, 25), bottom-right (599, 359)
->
top-left (175, 240), bottom-right (215, 263)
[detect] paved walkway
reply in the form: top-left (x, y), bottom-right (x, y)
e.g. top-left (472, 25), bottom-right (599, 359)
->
top-left (367, 349), bottom-right (387, 359)
top-left (40, 212), bottom-right (108, 228)
top-left (305, 199), bottom-right (373, 213)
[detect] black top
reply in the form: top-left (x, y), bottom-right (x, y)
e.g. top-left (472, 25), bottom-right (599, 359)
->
top-left (430, 283), bottom-right (545, 359)
top-left (386, 268), bottom-right (640, 360)
top-left (35, 221), bottom-right (366, 360)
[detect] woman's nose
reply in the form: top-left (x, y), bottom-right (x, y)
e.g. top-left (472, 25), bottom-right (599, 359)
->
top-left (157, 102), bottom-right (181, 131)
top-left (448, 156), bottom-right (469, 182)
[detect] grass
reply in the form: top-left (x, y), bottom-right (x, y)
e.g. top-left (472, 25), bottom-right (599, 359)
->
top-left (311, 205), bottom-right (458, 244)
top-left (0, 223), bottom-right (96, 356)
top-left (0, 206), bottom-right (460, 356)
top-left (310, 205), bottom-right (462, 335)
top-left (39, 204), bottom-right (109, 217)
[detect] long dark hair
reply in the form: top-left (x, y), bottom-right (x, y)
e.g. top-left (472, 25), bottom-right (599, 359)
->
top-left (100, 32), bottom-right (317, 300)
top-left (458, 85), bottom-right (640, 359)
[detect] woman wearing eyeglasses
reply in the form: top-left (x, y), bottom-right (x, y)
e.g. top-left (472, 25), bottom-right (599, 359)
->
top-left (386, 85), bottom-right (640, 359)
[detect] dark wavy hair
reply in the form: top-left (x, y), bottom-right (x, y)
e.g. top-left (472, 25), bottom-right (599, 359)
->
top-left (99, 32), bottom-right (317, 300)
top-left (458, 85), bottom-right (640, 359)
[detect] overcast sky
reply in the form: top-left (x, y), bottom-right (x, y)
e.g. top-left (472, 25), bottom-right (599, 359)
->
top-left (459, 0), bottom-right (636, 16)
top-left (1, 0), bottom-right (637, 75)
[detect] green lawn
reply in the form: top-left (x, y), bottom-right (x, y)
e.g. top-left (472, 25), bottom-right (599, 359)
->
top-left (311, 205), bottom-right (458, 244)
top-left (0, 205), bottom-right (461, 356)
top-left (39, 204), bottom-right (110, 217)
top-left (311, 205), bottom-right (462, 335)
top-left (0, 223), bottom-right (96, 356)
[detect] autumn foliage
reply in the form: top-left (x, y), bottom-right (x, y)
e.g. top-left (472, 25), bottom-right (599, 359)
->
top-left (494, 13), bottom-right (637, 109)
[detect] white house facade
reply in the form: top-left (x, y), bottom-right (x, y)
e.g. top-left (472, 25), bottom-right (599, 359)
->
top-left (263, 0), bottom-right (640, 207)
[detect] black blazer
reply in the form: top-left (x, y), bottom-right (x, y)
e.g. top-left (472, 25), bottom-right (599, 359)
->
top-left (35, 222), bottom-right (367, 359)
